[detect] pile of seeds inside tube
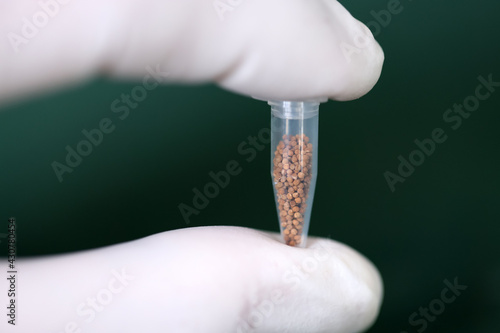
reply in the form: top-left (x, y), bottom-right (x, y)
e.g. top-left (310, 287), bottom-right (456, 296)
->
top-left (272, 134), bottom-right (313, 246)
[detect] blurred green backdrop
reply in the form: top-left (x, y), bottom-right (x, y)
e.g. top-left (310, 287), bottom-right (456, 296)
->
top-left (1, 0), bottom-right (499, 332)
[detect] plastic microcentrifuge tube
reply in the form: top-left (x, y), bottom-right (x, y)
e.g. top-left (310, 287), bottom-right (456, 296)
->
top-left (269, 100), bottom-right (324, 248)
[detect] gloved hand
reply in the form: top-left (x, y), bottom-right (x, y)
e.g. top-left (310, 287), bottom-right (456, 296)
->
top-left (1, 1), bottom-right (384, 332)
top-left (11, 227), bottom-right (382, 333)
top-left (1, 0), bottom-right (383, 103)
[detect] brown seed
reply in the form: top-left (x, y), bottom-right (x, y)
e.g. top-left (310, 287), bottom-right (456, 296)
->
top-left (272, 134), bottom-right (313, 247)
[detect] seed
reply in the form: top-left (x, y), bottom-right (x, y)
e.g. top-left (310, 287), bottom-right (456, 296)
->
top-left (272, 134), bottom-right (313, 247)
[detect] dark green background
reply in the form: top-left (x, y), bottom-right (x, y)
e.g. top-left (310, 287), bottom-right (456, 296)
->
top-left (1, 0), bottom-right (499, 332)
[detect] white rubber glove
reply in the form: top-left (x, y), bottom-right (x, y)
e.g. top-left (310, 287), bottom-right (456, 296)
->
top-left (2, 227), bottom-right (382, 333)
top-left (1, 0), bottom-right (383, 103)
top-left (1, 2), bottom-right (384, 332)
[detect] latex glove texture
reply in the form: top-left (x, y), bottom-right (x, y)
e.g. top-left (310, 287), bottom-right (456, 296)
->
top-left (1, 0), bottom-right (383, 103)
top-left (4, 227), bottom-right (383, 333)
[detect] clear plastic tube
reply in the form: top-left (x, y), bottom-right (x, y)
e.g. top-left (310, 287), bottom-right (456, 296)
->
top-left (269, 101), bottom-right (320, 247)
